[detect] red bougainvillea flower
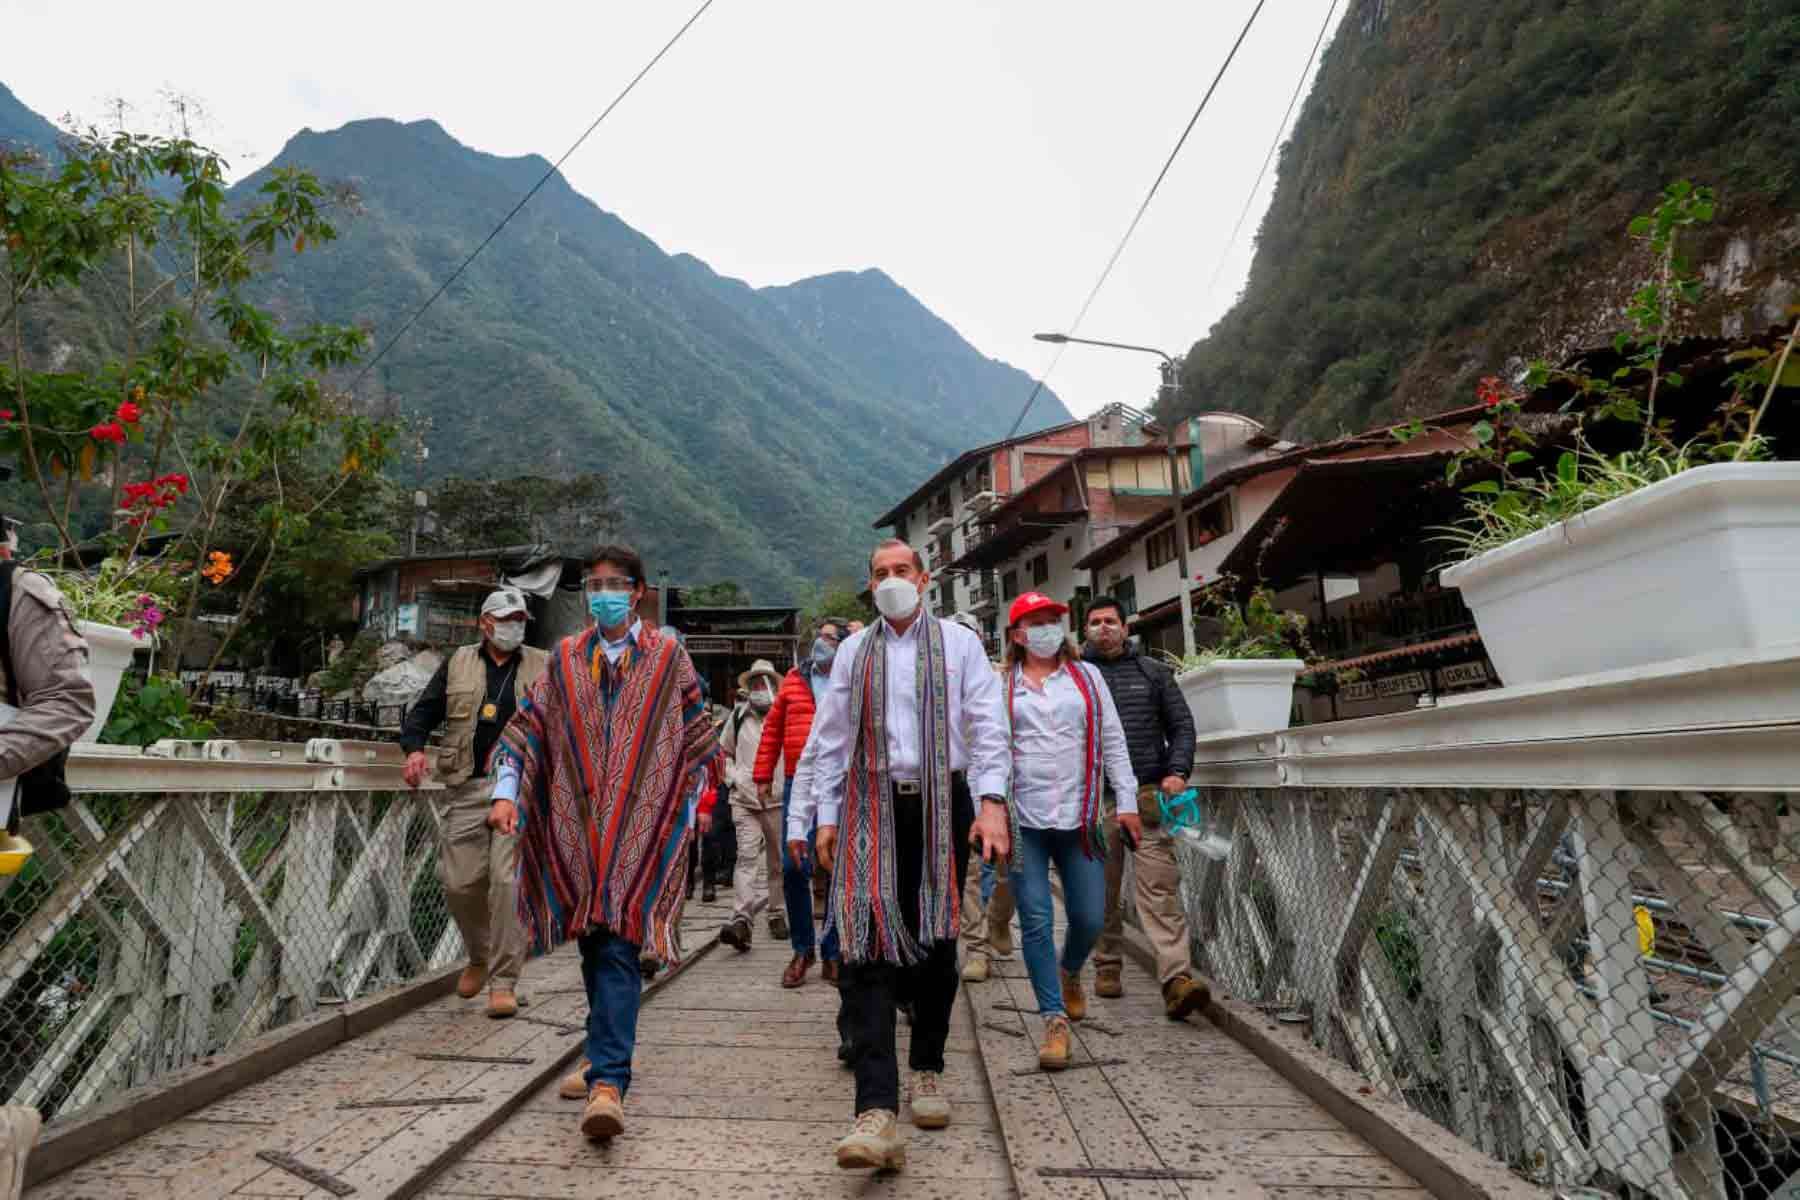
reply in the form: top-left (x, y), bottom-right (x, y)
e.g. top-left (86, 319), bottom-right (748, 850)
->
top-left (0, 410), bottom-right (13, 421)
top-left (1476, 375), bottom-right (1505, 408)
top-left (155, 473), bottom-right (189, 494)
top-left (116, 401), bottom-right (142, 424)
top-left (89, 421), bottom-right (127, 444)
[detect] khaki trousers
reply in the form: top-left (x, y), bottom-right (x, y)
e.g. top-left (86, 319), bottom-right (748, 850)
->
top-left (960, 858), bottom-right (1015, 958)
top-left (732, 805), bottom-right (784, 924)
top-left (1094, 806), bottom-right (1194, 986)
top-left (439, 777), bottom-right (525, 982)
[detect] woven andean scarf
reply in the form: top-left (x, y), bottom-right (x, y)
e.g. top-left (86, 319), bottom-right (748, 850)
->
top-left (827, 615), bottom-right (960, 965)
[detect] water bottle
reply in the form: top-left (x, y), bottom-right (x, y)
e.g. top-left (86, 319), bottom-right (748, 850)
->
top-left (1164, 788), bottom-right (1232, 862)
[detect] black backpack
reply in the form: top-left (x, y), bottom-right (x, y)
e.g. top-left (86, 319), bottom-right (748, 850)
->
top-left (0, 562), bottom-right (74, 831)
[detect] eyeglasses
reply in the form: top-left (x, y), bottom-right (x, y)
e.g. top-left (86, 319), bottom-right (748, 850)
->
top-left (583, 576), bottom-right (636, 594)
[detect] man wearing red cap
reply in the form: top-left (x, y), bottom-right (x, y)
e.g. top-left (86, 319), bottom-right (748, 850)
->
top-left (803, 537), bottom-right (1011, 1172)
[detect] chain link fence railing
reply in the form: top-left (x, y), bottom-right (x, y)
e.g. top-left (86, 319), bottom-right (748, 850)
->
top-left (1, 774), bottom-right (459, 1122)
top-left (1176, 785), bottom-right (1800, 1199)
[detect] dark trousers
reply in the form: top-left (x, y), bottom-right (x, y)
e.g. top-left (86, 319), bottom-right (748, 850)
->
top-left (841, 775), bottom-right (973, 1114)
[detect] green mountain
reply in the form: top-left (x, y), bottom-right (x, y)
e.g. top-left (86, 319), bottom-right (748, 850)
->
top-left (1170, 0), bottom-right (1800, 439)
top-left (0, 82), bottom-right (61, 158)
top-left (228, 116), bottom-right (1068, 598)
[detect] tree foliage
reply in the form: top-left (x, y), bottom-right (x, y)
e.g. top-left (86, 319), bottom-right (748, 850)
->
top-left (0, 121), bottom-right (398, 678)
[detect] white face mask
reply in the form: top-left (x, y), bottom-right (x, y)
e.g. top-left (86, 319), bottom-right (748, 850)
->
top-left (488, 622), bottom-right (525, 653)
top-left (1023, 624), bottom-right (1066, 659)
top-left (873, 576), bottom-right (921, 621)
top-left (749, 686), bottom-right (774, 711)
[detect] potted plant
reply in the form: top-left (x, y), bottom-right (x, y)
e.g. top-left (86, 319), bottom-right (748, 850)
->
top-left (43, 558), bottom-right (174, 742)
top-left (1425, 183), bottom-right (1800, 687)
top-left (1165, 572), bottom-right (1311, 733)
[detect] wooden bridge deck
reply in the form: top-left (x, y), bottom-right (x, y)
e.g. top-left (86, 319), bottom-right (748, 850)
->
top-left (25, 897), bottom-right (1441, 1200)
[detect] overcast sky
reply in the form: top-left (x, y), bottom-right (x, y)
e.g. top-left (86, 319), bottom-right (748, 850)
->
top-left (4, 0), bottom-right (1343, 421)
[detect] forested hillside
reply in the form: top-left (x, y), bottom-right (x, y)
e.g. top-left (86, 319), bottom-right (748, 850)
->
top-left (1171, 0), bottom-right (1800, 438)
top-left (1, 98), bottom-right (1070, 598)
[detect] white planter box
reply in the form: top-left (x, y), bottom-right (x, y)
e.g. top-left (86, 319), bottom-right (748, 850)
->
top-left (77, 620), bottom-right (141, 743)
top-left (1439, 463), bottom-right (1800, 687)
top-left (1177, 658), bottom-right (1304, 734)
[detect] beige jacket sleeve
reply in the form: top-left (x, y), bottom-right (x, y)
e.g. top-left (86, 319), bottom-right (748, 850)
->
top-left (1, 569), bottom-right (97, 778)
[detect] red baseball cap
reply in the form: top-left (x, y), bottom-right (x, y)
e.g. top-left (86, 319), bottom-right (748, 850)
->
top-left (1007, 591), bottom-right (1068, 627)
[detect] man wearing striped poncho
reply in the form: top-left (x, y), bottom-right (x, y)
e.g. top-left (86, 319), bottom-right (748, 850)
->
top-left (487, 544), bottom-right (721, 1144)
top-left (805, 538), bottom-right (1012, 1172)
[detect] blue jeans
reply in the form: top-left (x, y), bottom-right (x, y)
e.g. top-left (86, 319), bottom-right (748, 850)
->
top-left (781, 777), bottom-right (840, 961)
top-left (981, 857), bottom-right (1000, 904)
top-left (579, 929), bottom-right (643, 1095)
top-left (1010, 826), bottom-right (1107, 1017)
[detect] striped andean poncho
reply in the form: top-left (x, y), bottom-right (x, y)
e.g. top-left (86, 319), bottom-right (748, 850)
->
top-left (496, 624), bottom-right (721, 964)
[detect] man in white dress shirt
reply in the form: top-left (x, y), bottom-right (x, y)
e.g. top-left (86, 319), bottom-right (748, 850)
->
top-left (801, 538), bottom-right (1011, 1172)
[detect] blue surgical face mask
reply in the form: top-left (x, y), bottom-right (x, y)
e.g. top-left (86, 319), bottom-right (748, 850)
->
top-left (588, 591), bottom-right (633, 630)
top-left (811, 637), bottom-right (837, 670)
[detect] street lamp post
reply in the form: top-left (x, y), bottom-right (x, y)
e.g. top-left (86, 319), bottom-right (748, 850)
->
top-left (1035, 332), bottom-right (1196, 658)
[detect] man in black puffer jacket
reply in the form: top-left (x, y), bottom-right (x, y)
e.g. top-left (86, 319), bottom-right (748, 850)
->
top-left (1081, 597), bottom-right (1209, 1020)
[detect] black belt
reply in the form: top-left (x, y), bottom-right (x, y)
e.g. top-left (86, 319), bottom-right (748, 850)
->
top-left (893, 772), bottom-right (965, 797)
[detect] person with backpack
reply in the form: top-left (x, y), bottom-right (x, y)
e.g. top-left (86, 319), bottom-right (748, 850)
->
top-left (718, 660), bottom-right (784, 950)
top-left (1081, 597), bottom-right (1209, 1020)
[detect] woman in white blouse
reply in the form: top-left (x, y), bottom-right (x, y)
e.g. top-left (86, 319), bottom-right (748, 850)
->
top-left (1001, 592), bottom-right (1141, 1070)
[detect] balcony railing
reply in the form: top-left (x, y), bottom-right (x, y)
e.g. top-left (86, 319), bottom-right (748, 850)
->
top-left (1311, 587), bottom-right (1475, 660)
top-left (1171, 648), bottom-right (1800, 1199)
top-left (0, 741), bottom-right (455, 1123)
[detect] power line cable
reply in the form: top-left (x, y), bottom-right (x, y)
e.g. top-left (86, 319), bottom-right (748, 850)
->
top-left (352, 0), bottom-right (718, 389)
top-left (1206, 0), bottom-right (1341, 300)
top-left (1005, 0), bottom-right (1270, 439)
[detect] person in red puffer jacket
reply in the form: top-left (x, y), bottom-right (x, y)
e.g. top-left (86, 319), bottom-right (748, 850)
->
top-left (752, 618), bottom-right (847, 988)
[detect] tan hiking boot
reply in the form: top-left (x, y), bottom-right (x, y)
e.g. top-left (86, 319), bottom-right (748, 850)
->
top-left (455, 961), bottom-right (487, 999)
top-left (486, 987), bottom-right (519, 1019)
top-left (961, 953), bottom-right (990, 983)
top-left (1163, 974), bottom-right (1212, 1020)
top-left (909, 1071), bottom-right (951, 1129)
top-left (1060, 969), bottom-right (1087, 1021)
top-left (1094, 962), bottom-right (1124, 998)
top-left (3, 1104), bottom-right (43, 1200)
top-left (581, 1082), bottom-right (625, 1139)
top-left (835, 1108), bottom-right (905, 1170)
top-left (1039, 1016), bottom-right (1073, 1070)
top-left (559, 1061), bottom-right (591, 1100)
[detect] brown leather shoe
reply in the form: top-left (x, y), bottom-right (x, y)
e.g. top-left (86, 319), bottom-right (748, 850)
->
top-left (487, 987), bottom-right (519, 1019)
top-left (456, 962), bottom-right (487, 999)
top-left (581, 1082), bottom-right (625, 1139)
top-left (1060, 969), bottom-right (1087, 1021)
top-left (782, 951), bottom-right (816, 988)
top-left (1039, 1016), bottom-right (1073, 1070)
top-left (1094, 962), bottom-right (1124, 998)
top-left (559, 1061), bottom-right (591, 1100)
top-left (1163, 974), bottom-right (1212, 1020)
top-left (822, 959), bottom-right (840, 986)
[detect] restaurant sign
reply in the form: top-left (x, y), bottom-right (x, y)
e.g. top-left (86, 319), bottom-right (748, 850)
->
top-left (1376, 670), bottom-right (1431, 698)
top-left (684, 637), bottom-right (735, 656)
top-left (741, 639), bottom-right (793, 657)
top-left (1437, 660), bottom-right (1490, 689)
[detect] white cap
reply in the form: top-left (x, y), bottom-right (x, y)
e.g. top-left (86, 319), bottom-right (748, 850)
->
top-left (481, 588), bottom-right (528, 619)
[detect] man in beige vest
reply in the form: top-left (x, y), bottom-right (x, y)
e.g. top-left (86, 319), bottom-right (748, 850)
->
top-left (402, 588), bottom-right (548, 1017)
